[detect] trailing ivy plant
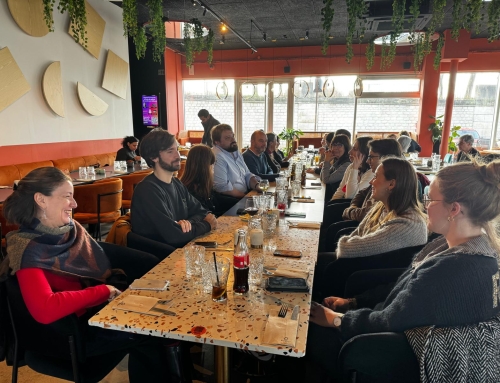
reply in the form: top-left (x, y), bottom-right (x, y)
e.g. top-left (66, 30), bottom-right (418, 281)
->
top-left (433, 32), bottom-right (445, 69)
top-left (320, 0), bottom-right (335, 55)
top-left (412, 31), bottom-right (426, 72)
top-left (184, 22), bottom-right (194, 67)
top-left (147, 0), bottom-right (165, 63)
top-left (345, 0), bottom-right (367, 63)
top-left (408, 0), bottom-right (422, 37)
top-left (380, 37), bottom-right (389, 70)
top-left (451, 0), bottom-right (463, 40)
top-left (365, 37), bottom-right (375, 70)
top-left (134, 27), bottom-right (148, 60)
top-left (487, 0), bottom-right (500, 42)
top-left (387, 0), bottom-right (406, 68)
top-left (122, 0), bottom-right (138, 38)
top-left (191, 18), bottom-right (205, 53)
top-left (42, 0), bottom-right (88, 47)
top-left (422, 0), bottom-right (446, 56)
top-left (206, 29), bottom-right (215, 65)
top-left (464, 0), bottom-right (483, 34)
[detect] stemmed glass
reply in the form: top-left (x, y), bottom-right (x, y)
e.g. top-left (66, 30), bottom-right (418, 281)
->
top-left (245, 198), bottom-right (259, 216)
top-left (259, 179), bottom-right (270, 194)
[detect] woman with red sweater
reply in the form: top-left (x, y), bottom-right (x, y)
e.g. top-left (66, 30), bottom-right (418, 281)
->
top-left (0, 167), bottom-right (174, 382)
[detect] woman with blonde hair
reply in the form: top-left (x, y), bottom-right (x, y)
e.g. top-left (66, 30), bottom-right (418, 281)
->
top-left (180, 144), bottom-right (221, 216)
top-left (308, 159), bottom-right (500, 381)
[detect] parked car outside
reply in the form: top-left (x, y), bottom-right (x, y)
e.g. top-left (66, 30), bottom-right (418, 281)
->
top-left (453, 128), bottom-right (490, 150)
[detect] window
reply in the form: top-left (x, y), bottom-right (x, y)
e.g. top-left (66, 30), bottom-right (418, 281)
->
top-left (183, 80), bottom-right (235, 131)
top-left (437, 72), bottom-right (500, 150)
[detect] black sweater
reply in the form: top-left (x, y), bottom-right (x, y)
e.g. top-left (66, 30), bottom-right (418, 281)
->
top-left (341, 235), bottom-right (500, 340)
top-left (130, 174), bottom-right (211, 248)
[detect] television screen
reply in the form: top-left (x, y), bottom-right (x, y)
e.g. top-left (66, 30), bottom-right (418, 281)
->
top-left (142, 95), bottom-right (158, 125)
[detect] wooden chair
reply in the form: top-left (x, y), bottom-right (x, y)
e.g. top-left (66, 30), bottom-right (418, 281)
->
top-left (119, 171), bottom-right (153, 213)
top-left (179, 149), bottom-right (189, 157)
top-left (72, 178), bottom-right (123, 240)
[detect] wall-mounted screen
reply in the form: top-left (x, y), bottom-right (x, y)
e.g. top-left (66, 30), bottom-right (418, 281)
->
top-left (142, 95), bottom-right (158, 125)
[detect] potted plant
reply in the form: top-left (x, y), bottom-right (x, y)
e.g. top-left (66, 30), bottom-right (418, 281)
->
top-left (278, 127), bottom-right (304, 157)
top-left (428, 115), bottom-right (461, 153)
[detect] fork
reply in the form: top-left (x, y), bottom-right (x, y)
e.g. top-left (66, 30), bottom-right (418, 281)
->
top-left (278, 303), bottom-right (289, 318)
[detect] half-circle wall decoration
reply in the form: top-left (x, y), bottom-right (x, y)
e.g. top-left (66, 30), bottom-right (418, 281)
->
top-left (77, 82), bottom-right (108, 116)
top-left (42, 62), bottom-right (65, 117)
top-left (7, 0), bottom-right (49, 37)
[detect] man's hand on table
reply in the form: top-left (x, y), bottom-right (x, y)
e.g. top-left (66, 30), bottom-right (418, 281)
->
top-left (176, 220), bottom-right (192, 233)
top-left (204, 213), bottom-right (217, 230)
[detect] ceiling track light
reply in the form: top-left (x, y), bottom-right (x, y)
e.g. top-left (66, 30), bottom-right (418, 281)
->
top-left (263, 32), bottom-right (267, 42)
top-left (220, 35), bottom-right (225, 44)
top-left (202, 7), bottom-right (207, 16)
top-left (221, 23), bottom-right (227, 32)
top-left (191, 0), bottom-right (196, 6)
top-left (305, 30), bottom-right (309, 40)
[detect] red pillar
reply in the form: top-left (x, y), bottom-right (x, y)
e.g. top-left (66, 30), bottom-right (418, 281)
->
top-left (440, 59), bottom-right (459, 157)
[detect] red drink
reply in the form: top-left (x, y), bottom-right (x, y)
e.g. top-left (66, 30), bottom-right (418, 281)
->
top-left (277, 202), bottom-right (286, 219)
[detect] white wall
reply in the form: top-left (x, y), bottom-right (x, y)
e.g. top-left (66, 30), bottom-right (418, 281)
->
top-left (0, 0), bottom-right (132, 146)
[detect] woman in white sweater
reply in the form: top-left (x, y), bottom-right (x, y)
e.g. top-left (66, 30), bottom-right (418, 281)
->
top-left (336, 157), bottom-right (428, 258)
top-left (331, 136), bottom-right (374, 201)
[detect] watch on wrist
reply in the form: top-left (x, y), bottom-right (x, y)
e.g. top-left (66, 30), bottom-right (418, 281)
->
top-left (333, 313), bottom-right (344, 328)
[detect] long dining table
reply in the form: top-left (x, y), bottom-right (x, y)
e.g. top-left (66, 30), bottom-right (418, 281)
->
top-left (89, 178), bottom-right (326, 383)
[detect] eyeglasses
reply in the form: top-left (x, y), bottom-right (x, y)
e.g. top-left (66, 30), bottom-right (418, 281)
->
top-left (366, 155), bottom-right (380, 161)
top-left (423, 194), bottom-right (442, 209)
top-left (331, 143), bottom-right (344, 148)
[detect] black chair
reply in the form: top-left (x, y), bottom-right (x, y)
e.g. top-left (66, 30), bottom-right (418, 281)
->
top-left (337, 269), bottom-right (419, 383)
top-left (3, 275), bottom-right (127, 383)
top-left (318, 244), bottom-right (425, 299)
top-left (127, 231), bottom-right (176, 261)
top-left (321, 221), bottom-right (359, 252)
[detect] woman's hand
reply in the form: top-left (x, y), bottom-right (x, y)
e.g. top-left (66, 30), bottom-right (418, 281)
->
top-left (310, 301), bottom-right (341, 328)
top-left (106, 285), bottom-right (122, 301)
top-left (134, 155), bottom-right (142, 161)
top-left (319, 147), bottom-right (326, 155)
top-left (176, 220), bottom-right (192, 233)
top-left (351, 152), bottom-right (365, 170)
top-left (323, 296), bottom-right (349, 313)
top-left (324, 150), bottom-right (335, 162)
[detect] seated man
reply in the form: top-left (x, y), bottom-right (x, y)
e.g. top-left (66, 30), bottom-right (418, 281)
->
top-left (131, 128), bottom-right (217, 248)
top-left (212, 124), bottom-right (261, 199)
top-left (242, 130), bottom-right (279, 182)
top-left (456, 134), bottom-right (479, 162)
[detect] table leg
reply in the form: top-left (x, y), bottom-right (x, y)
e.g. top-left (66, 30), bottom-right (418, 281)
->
top-left (215, 345), bottom-right (229, 383)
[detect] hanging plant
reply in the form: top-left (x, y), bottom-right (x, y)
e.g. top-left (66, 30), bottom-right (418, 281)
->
top-left (422, 0), bottom-right (446, 56)
top-left (42, 0), bottom-right (87, 47)
top-left (451, 0), bottom-right (463, 40)
top-left (320, 0), bottom-right (334, 55)
top-left (190, 18), bottom-right (205, 53)
top-left (380, 37), bottom-right (389, 70)
top-left (184, 22), bottom-right (194, 67)
top-left (122, 0), bottom-right (138, 38)
top-left (464, 0), bottom-right (483, 34)
top-left (134, 27), bottom-right (147, 60)
top-left (206, 29), bottom-right (215, 65)
top-left (433, 32), bottom-right (445, 69)
top-left (412, 31), bottom-right (426, 71)
top-left (365, 36), bottom-right (375, 70)
top-left (487, 0), bottom-right (500, 42)
top-left (345, 0), bottom-right (367, 63)
top-left (408, 0), bottom-right (422, 38)
top-left (147, 0), bottom-right (165, 63)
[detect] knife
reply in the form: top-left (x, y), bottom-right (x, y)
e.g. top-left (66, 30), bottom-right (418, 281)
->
top-left (291, 305), bottom-right (300, 320)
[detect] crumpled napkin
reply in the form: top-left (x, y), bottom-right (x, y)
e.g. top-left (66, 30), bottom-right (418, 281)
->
top-left (270, 267), bottom-right (309, 280)
top-left (262, 307), bottom-right (299, 347)
top-left (289, 222), bottom-right (321, 229)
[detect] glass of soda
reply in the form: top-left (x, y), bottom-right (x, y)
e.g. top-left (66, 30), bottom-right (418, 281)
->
top-left (207, 256), bottom-right (231, 302)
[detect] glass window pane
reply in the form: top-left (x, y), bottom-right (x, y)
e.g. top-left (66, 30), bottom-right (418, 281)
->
top-left (183, 80), bottom-right (235, 131)
top-left (242, 83), bottom-right (266, 148)
top-left (437, 73), bottom-right (500, 150)
top-left (356, 98), bottom-right (420, 133)
top-left (273, 83), bottom-right (288, 136)
top-left (293, 77), bottom-right (317, 132)
top-left (317, 76), bottom-right (356, 135)
top-left (362, 78), bottom-right (420, 93)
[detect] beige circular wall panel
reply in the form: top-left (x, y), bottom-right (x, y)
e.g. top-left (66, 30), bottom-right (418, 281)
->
top-left (77, 82), bottom-right (108, 116)
top-left (7, 0), bottom-right (49, 37)
top-left (42, 62), bottom-right (64, 117)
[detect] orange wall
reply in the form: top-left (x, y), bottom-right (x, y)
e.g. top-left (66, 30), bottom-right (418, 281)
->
top-left (0, 139), bottom-right (122, 166)
top-left (164, 49), bottom-right (184, 134)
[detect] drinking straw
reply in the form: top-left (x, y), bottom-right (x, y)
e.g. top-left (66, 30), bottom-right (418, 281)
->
top-left (213, 252), bottom-right (220, 287)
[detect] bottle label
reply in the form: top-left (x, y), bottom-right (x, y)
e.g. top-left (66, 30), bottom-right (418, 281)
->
top-left (233, 253), bottom-right (249, 268)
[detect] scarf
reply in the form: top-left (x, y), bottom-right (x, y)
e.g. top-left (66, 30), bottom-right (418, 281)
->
top-left (5, 219), bottom-right (124, 286)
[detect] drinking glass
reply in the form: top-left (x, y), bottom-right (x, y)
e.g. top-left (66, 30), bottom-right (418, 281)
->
top-left (276, 177), bottom-right (287, 190)
top-left (248, 216), bottom-right (262, 230)
top-left (262, 212), bottom-right (277, 237)
top-left (276, 189), bottom-right (287, 220)
top-left (207, 256), bottom-right (231, 302)
top-left (314, 153), bottom-right (321, 165)
top-left (78, 167), bottom-right (87, 179)
top-left (140, 158), bottom-right (148, 169)
top-left (86, 166), bottom-right (96, 180)
top-left (114, 161), bottom-right (121, 171)
top-left (291, 180), bottom-right (301, 198)
top-left (186, 142), bottom-right (192, 148)
top-left (119, 161), bottom-right (127, 171)
top-left (432, 154), bottom-right (441, 172)
top-left (259, 179), bottom-right (270, 194)
top-left (245, 198), bottom-right (259, 216)
top-left (249, 254), bottom-right (264, 291)
top-left (199, 257), bottom-right (214, 294)
top-left (184, 245), bottom-right (205, 278)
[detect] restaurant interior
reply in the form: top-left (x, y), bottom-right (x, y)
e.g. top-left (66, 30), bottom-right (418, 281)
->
top-left (2, 0), bottom-right (500, 382)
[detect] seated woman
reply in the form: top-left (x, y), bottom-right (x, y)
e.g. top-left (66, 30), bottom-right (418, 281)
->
top-left (316, 157), bottom-right (428, 297)
top-left (330, 136), bottom-right (373, 201)
top-left (320, 134), bottom-right (352, 201)
top-left (0, 167), bottom-right (175, 382)
top-left (116, 136), bottom-right (141, 164)
top-left (263, 133), bottom-right (281, 174)
top-left (308, 159), bottom-right (500, 380)
top-left (274, 136), bottom-right (289, 168)
top-left (307, 132), bottom-right (335, 175)
top-left (180, 144), bottom-right (222, 216)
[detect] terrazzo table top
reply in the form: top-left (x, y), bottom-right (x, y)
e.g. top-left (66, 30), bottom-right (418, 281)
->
top-left (89, 216), bottom-right (320, 357)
